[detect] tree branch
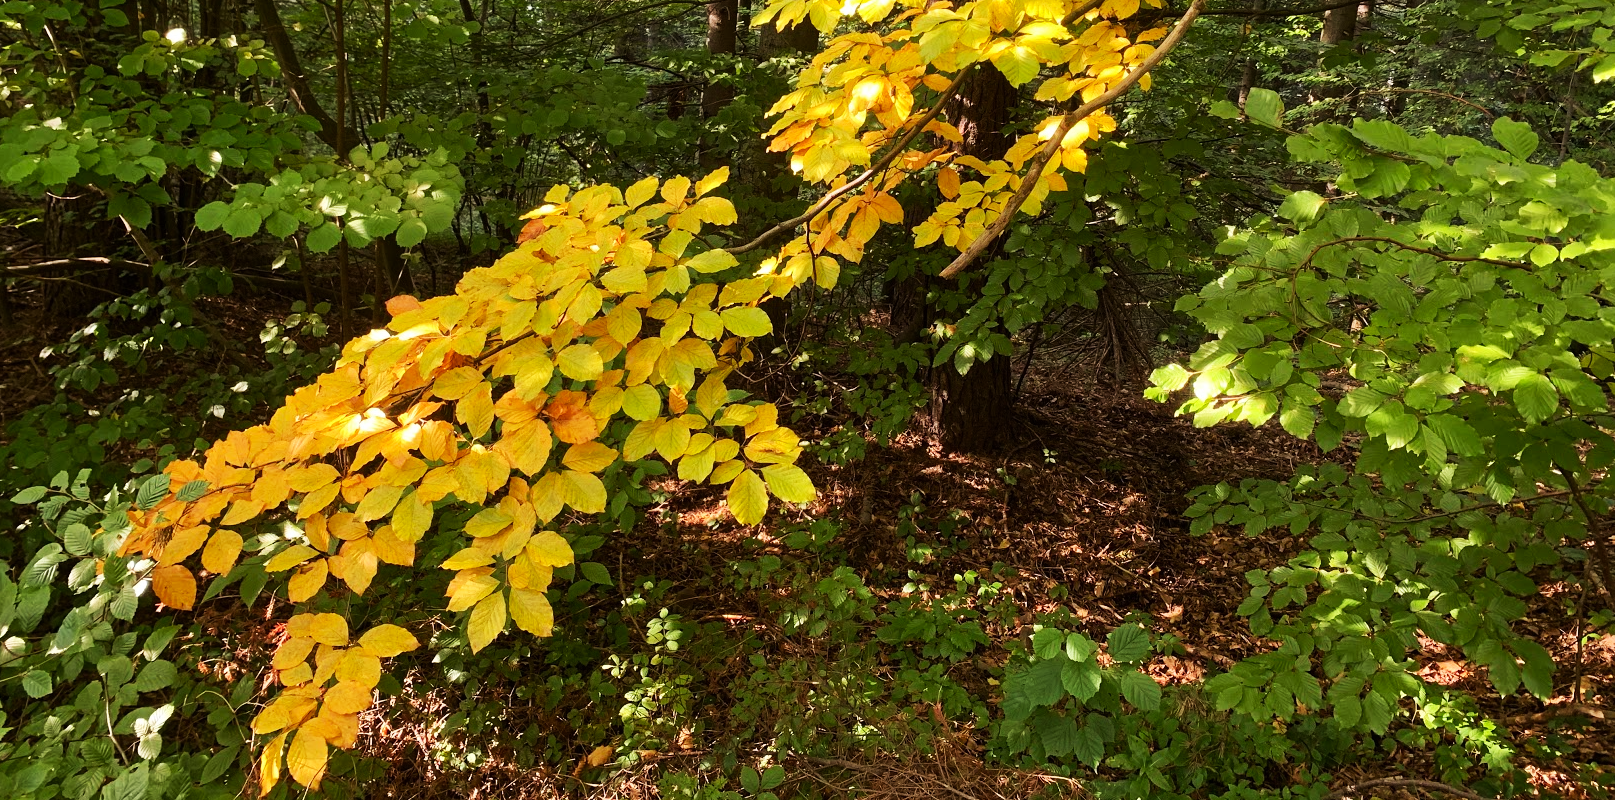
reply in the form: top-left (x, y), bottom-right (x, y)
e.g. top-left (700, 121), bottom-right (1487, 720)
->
top-left (726, 65), bottom-right (977, 255)
top-left (6, 257), bottom-right (150, 277)
top-left (939, 0), bottom-right (1206, 280)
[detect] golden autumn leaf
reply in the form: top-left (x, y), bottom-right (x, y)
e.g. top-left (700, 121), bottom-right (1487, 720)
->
top-left (464, 507), bottom-right (513, 539)
top-left (357, 623), bottom-right (420, 657)
top-left (446, 571), bottom-right (499, 612)
top-left (336, 649), bottom-right (383, 688)
top-left (526, 530), bottom-right (574, 567)
top-left (273, 637), bottom-right (315, 670)
top-left (323, 680), bottom-right (373, 715)
top-left (265, 544), bottom-right (320, 573)
top-left (286, 727), bottom-right (329, 790)
top-left (156, 525), bottom-right (208, 567)
top-left (509, 587), bottom-right (555, 636)
top-left (258, 731), bottom-right (287, 797)
top-left (151, 565), bottom-right (196, 610)
top-left (726, 469), bottom-right (769, 525)
top-left (467, 591), bottom-right (507, 653)
top-left (389, 491), bottom-right (433, 543)
top-left (200, 529), bottom-right (244, 575)
top-left (287, 560), bottom-right (329, 602)
top-left (441, 547), bottom-right (495, 570)
top-left (304, 613), bottom-right (350, 646)
top-left (561, 441), bottom-right (617, 473)
top-left (761, 464), bottom-right (817, 503)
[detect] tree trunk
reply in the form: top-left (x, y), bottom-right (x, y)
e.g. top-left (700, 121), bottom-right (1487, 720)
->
top-left (699, 0), bottom-right (739, 170)
top-left (900, 68), bottom-right (1018, 454)
top-left (753, 19), bottom-right (818, 351)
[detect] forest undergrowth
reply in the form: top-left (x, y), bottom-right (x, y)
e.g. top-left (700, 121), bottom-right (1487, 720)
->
top-left (3, 275), bottom-right (1609, 800)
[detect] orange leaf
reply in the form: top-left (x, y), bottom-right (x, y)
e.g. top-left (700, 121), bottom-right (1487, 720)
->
top-left (151, 565), bottom-right (196, 610)
top-left (200, 529), bottom-right (244, 574)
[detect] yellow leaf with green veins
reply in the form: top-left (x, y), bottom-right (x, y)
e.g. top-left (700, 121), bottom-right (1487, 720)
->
top-left (265, 545), bottom-right (320, 573)
top-left (762, 464), bottom-right (817, 503)
top-left (562, 441), bottom-right (618, 473)
top-left (561, 470), bottom-right (607, 512)
top-left (621, 384), bottom-right (662, 421)
top-left (509, 587), bottom-right (555, 636)
top-left (464, 507), bottom-right (512, 538)
top-left (446, 572), bottom-right (499, 612)
top-left (526, 530), bottom-right (574, 567)
top-left (710, 459), bottom-right (745, 485)
top-left (727, 469), bottom-right (769, 525)
top-left (357, 624), bottom-right (419, 657)
top-left (557, 344), bottom-right (604, 381)
top-left (467, 591), bottom-right (506, 653)
top-left (440, 547), bottom-right (495, 570)
top-left (721, 307), bottom-right (773, 338)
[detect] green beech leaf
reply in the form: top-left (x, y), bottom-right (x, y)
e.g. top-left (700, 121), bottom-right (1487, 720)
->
top-left (1106, 624), bottom-right (1149, 663)
top-left (1492, 117), bottom-right (1539, 160)
top-left (1244, 88), bottom-right (1285, 128)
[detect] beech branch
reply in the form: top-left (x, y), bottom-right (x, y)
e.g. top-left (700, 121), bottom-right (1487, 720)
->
top-left (726, 65), bottom-right (977, 255)
top-left (938, 0), bottom-right (1206, 280)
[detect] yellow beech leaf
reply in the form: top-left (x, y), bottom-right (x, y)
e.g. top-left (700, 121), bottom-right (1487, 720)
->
top-left (259, 732), bottom-right (287, 797)
top-left (306, 613), bottom-right (350, 646)
top-left (556, 344), bottom-right (604, 381)
top-left (286, 727), bottom-right (329, 790)
top-left (457, 381), bottom-right (495, 439)
top-left (355, 484), bottom-right (404, 522)
top-left (297, 483), bottom-right (340, 520)
top-left (252, 693), bottom-right (316, 734)
top-left (151, 565), bottom-right (196, 610)
top-left (720, 306), bottom-right (772, 338)
top-left (560, 470), bottom-right (607, 513)
top-left (695, 166), bottom-right (729, 196)
top-left (762, 464), bottom-right (817, 503)
top-left (432, 366), bottom-right (485, 400)
top-left (709, 459), bottom-right (745, 485)
top-left (621, 385), bottom-right (661, 421)
top-left (287, 560), bottom-right (329, 602)
top-left (370, 524), bottom-right (415, 566)
top-left (305, 708), bottom-right (360, 749)
top-left (727, 469), bottom-right (769, 525)
top-left (441, 547), bottom-right (495, 570)
top-left (265, 544), bottom-right (319, 573)
top-left (285, 462), bottom-right (339, 494)
top-left (745, 427), bottom-right (802, 465)
top-left (323, 680), bottom-right (372, 715)
top-left (624, 175), bottom-right (658, 208)
top-left (357, 624), bottom-right (420, 657)
top-left (509, 587), bottom-right (555, 636)
top-left (200, 529), bottom-right (244, 574)
top-left (549, 404), bottom-right (599, 444)
top-left (156, 525), bottom-right (208, 567)
top-left (278, 662), bottom-right (314, 687)
top-left (335, 650), bottom-right (383, 688)
top-left (390, 492), bottom-right (433, 543)
top-left (220, 498), bottom-right (265, 526)
top-left (514, 354), bottom-right (554, 400)
top-left (446, 571), bottom-right (499, 612)
top-left (272, 637), bottom-right (314, 671)
top-left (468, 591), bottom-right (507, 653)
top-left (493, 421), bottom-right (553, 475)
top-left (464, 507), bottom-right (513, 538)
top-left (677, 446), bottom-right (716, 483)
top-left (526, 530), bottom-right (574, 567)
top-left (562, 442), bottom-right (617, 473)
top-left (744, 403), bottom-right (779, 438)
top-left (686, 249), bottom-right (738, 273)
top-left (341, 549), bottom-right (378, 595)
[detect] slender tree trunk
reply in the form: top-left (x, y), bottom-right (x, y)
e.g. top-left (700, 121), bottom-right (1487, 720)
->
top-left (1236, 0), bottom-right (1266, 107)
top-left (254, 0), bottom-right (408, 314)
top-left (699, 0), bottom-right (739, 170)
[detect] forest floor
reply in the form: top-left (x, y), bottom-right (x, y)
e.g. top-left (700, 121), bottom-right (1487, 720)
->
top-left (1, 276), bottom-right (1612, 800)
